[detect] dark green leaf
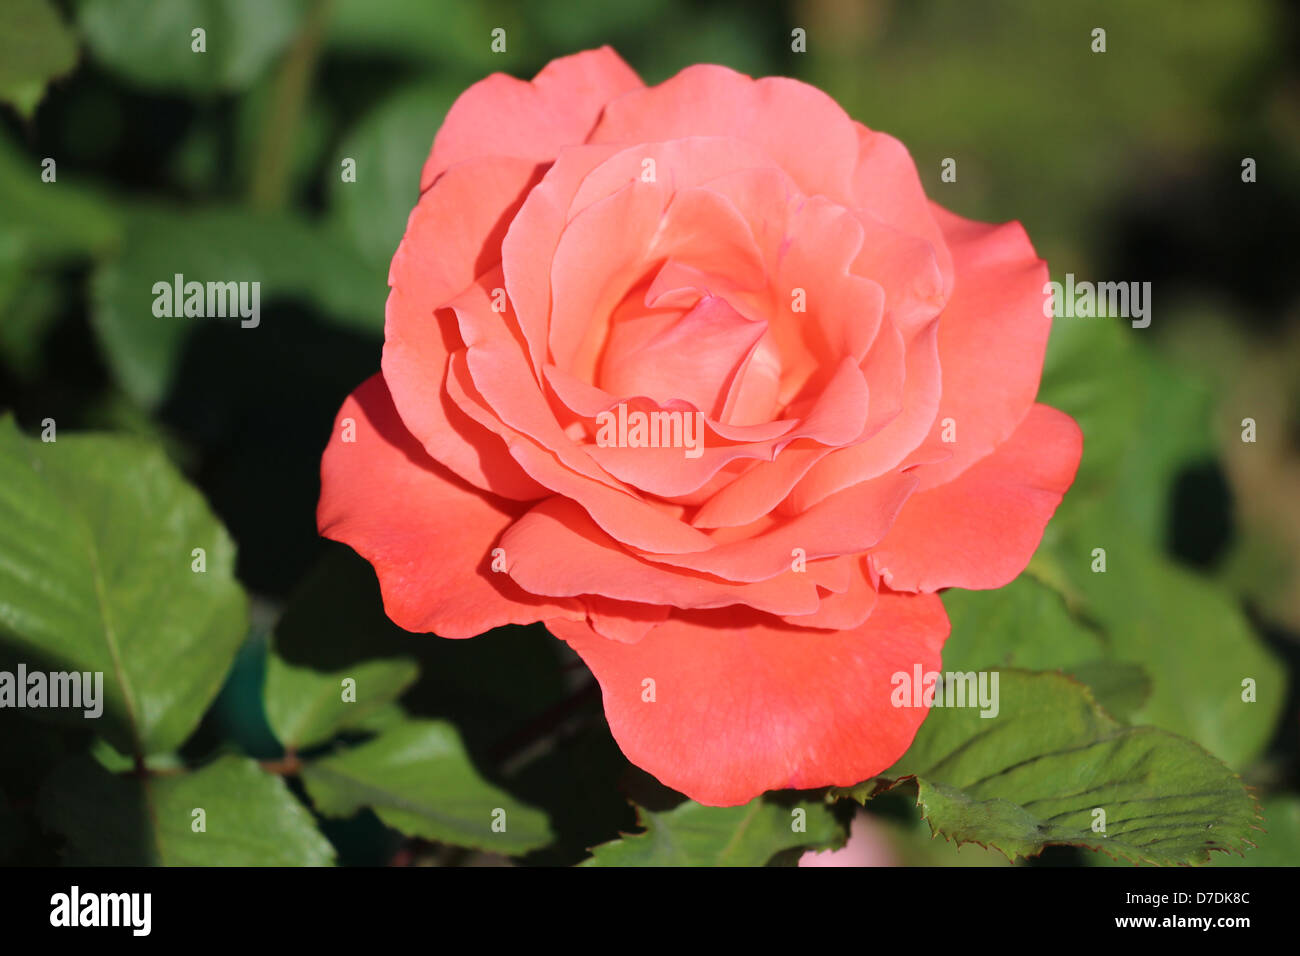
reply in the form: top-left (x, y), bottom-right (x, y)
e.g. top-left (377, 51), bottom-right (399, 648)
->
top-left (264, 652), bottom-right (418, 751)
top-left (89, 205), bottom-right (385, 407)
top-left (39, 754), bottom-right (335, 865)
top-left (77, 0), bottom-right (304, 96)
top-left (301, 717), bottom-right (551, 854)
top-left (329, 81), bottom-right (460, 268)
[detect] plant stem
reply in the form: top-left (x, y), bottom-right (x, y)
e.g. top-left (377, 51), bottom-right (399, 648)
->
top-left (248, 0), bottom-right (331, 211)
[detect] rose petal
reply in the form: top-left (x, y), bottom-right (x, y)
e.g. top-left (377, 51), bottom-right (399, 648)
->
top-left (382, 156), bottom-right (547, 500)
top-left (420, 46), bottom-right (643, 190)
top-left (904, 207), bottom-right (1053, 491)
top-left (501, 497), bottom-right (824, 616)
top-left (549, 590), bottom-right (950, 806)
top-left (781, 556), bottom-right (879, 630)
top-left (590, 64), bottom-right (860, 203)
top-left (638, 467), bottom-right (916, 582)
top-left (850, 125), bottom-right (954, 295)
top-left (318, 375), bottom-right (582, 637)
top-left (871, 403), bottom-right (1083, 592)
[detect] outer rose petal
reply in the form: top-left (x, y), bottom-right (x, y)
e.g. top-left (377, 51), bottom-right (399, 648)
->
top-left (850, 125), bottom-right (954, 296)
top-left (383, 156), bottom-right (548, 500)
top-left (318, 374), bottom-right (582, 637)
top-left (905, 206), bottom-right (1052, 490)
top-left (549, 591), bottom-right (949, 806)
top-left (420, 47), bottom-right (643, 190)
top-left (589, 64), bottom-right (860, 203)
top-left (871, 404), bottom-right (1083, 593)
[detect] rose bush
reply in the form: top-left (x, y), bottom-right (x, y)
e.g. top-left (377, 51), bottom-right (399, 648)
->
top-left (318, 47), bottom-right (1082, 806)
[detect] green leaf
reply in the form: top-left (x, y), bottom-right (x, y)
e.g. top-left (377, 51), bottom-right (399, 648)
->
top-left (1067, 660), bottom-right (1152, 723)
top-left (264, 651), bottom-right (418, 751)
top-left (329, 81), bottom-right (461, 267)
top-left (89, 205), bottom-right (385, 408)
top-left (583, 798), bottom-right (842, 867)
top-left (940, 576), bottom-right (1151, 720)
top-left (301, 718), bottom-right (551, 855)
top-left (1035, 316), bottom-right (1284, 767)
top-left (0, 0), bottom-right (78, 118)
top-left (1040, 316), bottom-right (1213, 532)
top-left (1211, 795), bottom-right (1300, 867)
top-left (0, 417), bottom-right (247, 756)
top-left (1050, 529), bottom-right (1283, 768)
top-left (940, 575), bottom-right (1104, 672)
top-left (274, 548), bottom-right (569, 746)
top-left (873, 671), bottom-right (1259, 865)
top-left (38, 754), bottom-right (334, 865)
top-left (324, 0), bottom-right (510, 71)
top-left (77, 0), bottom-right (304, 96)
top-left (0, 134), bottom-right (120, 265)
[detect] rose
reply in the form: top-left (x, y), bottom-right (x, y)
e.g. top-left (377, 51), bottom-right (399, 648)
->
top-left (318, 48), bottom-right (1082, 807)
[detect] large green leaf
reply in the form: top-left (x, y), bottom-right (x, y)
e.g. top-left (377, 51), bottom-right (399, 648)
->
top-left (1035, 315), bottom-right (1283, 767)
top-left (38, 754), bottom-right (334, 865)
top-left (583, 798), bottom-right (842, 867)
top-left (0, 417), bottom-right (247, 756)
top-left (850, 671), bottom-right (1259, 865)
top-left (301, 718), bottom-right (551, 855)
top-left (0, 0), bottom-right (78, 118)
top-left (77, 0), bottom-right (304, 96)
top-left (941, 576), bottom-right (1150, 721)
top-left (263, 651), bottom-right (418, 751)
top-left (1049, 528), bottom-right (1283, 768)
top-left (89, 205), bottom-right (385, 407)
top-left (940, 575), bottom-right (1104, 671)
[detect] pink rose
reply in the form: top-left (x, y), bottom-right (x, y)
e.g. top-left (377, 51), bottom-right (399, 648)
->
top-left (319, 48), bottom-right (1082, 806)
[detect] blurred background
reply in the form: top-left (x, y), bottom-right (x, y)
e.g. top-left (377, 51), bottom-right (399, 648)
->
top-left (2, 0), bottom-right (1298, 865)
